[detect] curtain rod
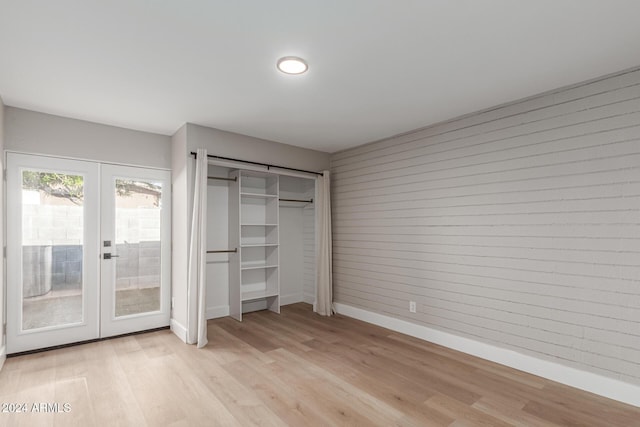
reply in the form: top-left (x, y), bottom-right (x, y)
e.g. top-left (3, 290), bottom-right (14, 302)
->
top-left (208, 176), bottom-right (237, 182)
top-left (207, 248), bottom-right (237, 254)
top-left (191, 152), bottom-right (324, 176)
top-left (280, 198), bottom-right (313, 203)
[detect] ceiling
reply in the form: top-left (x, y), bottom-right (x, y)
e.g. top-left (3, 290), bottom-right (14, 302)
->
top-left (1, 1), bottom-right (640, 153)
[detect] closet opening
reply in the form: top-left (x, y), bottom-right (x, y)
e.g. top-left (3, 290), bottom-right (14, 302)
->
top-left (204, 165), bottom-right (316, 322)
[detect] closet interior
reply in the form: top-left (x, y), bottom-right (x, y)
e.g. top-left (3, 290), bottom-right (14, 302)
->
top-left (205, 165), bottom-right (316, 321)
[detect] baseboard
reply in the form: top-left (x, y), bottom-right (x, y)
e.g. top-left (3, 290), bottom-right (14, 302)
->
top-left (280, 293), bottom-right (304, 306)
top-left (334, 302), bottom-right (640, 408)
top-left (169, 318), bottom-right (187, 343)
top-left (206, 305), bottom-right (229, 319)
top-left (303, 293), bottom-right (315, 305)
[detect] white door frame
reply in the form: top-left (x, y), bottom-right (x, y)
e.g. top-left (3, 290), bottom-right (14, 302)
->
top-left (6, 153), bottom-right (100, 353)
top-left (6, 153), bottom-right (171, 353)
top-left (100, 164), bottom-right (171, 337)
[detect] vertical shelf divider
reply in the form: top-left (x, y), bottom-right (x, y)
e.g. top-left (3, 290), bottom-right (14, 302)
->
top-left (230, 170), bottom-right (280, 321)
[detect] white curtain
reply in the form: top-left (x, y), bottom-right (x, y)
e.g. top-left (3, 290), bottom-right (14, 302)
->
top-left (315, 170), bottom-right (334, 316)
top-left (187, 148), bottom-right (209, 348)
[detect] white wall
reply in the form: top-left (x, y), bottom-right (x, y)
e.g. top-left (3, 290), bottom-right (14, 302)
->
top-left (186, 124), bottom-right (330, 173)
top-left (331, 67), bottom-right (640, 392)
top-left (0, 96), bottom-right (6, 367)
top-left (5, 107), bottom-right (171, 169)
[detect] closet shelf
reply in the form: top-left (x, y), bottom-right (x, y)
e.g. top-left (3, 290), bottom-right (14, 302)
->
top-left (241, 192), bottom-right (278, 198)
top-left (230, 170), bottom-right (283, 321)
top-left (241, 264), bottom-right (278, 271)
top-left (242, 289), bottom-right (279, 302)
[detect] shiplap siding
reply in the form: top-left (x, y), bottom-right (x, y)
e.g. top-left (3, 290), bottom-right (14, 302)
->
top-left (330, 67), bottom-right (640, 385)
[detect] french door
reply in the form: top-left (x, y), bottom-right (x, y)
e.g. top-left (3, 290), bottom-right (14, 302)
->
top-left (6, 153), bottom-right (171, 353)
top-left (100, 164), bottom-right (171, 337)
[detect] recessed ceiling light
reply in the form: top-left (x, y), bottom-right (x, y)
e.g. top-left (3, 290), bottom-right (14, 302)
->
top-left (277, 56), bottom-right (308, 75)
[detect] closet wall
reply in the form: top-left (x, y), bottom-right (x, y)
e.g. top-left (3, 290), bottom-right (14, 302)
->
top-left (205, 165), bottom-right (232, 318)
top-left (279, 207), bottom-right (304, 305)
top-left (279, 176), bottom-right (316, 306)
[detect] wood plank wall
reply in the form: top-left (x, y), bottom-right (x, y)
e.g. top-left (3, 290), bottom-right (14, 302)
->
top-left (330, 67), bottom-right (640, 385)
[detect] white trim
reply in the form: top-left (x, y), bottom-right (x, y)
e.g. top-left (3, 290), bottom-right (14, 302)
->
top-left (334, 303), bottom-right (640, 408)
top-left (206, 305), bottom-right (229, 320)
top-left (280, 293), bottom-right (304, 306)
top-left (170, 318), bottom-right (187, 343)
top-left (5, 150), bottom-right (171, 171)
top-left (303, 293), bottom-right (315, 305)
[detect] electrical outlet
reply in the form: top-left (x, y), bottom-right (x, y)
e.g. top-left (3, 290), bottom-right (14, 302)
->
top-left (409, 301), bottom-right (416, 313)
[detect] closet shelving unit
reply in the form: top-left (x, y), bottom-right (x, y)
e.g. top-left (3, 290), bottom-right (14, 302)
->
top-left (229, 170), bottom-right (280, 321)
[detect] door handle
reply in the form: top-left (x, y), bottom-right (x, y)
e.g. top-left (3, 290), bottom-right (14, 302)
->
top-left (103, 253), bottom-right (120, 259)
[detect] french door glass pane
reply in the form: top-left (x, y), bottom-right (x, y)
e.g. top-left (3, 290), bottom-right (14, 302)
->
top-left (114, 179), bottom-right (162, 317)
top-left (22, 170), bottom-right (84, 330)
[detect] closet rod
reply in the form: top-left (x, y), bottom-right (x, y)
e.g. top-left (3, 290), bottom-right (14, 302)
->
top-left (207, 248), bottom-right (237, 253)
top-left (208, 176), bottom-right (237, 182)
top-left (191, 152), bottom-right (324, 176)
top-left (279, 198), bottom-right (313, 203)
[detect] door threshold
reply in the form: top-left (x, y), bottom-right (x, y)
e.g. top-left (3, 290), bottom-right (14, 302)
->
top-left (7, 326), bottom-right (170, 357)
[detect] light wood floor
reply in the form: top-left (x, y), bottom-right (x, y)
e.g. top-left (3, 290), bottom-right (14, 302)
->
top-left (1, 303), bottom-right (639, 426)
